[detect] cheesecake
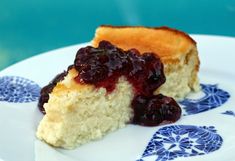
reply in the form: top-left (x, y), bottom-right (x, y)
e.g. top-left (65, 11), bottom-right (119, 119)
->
top-left (36, 26), bottom-right (200, 149)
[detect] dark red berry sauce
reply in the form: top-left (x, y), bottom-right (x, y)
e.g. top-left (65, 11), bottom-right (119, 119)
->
top-left (132, 94), bottom-right (181, 126)
top-left (74, 41), bottom-right (165, 95)
top-left (38, 41), bottom-right (181, 126)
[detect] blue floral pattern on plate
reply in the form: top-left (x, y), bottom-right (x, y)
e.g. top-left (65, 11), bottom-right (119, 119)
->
top-left (138, 125), bottom-right (222, 161)
top-left (0, 76), bottom-right (41, 103)
top-left (180, 84), bottom-right (230, 115)
top-left (221, 110), bottom-right (235, 117)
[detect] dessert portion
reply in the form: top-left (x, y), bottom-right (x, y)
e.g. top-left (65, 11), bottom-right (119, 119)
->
top-left (92, 26), bottom-right (200, 99)
top-left (37, 41), bottom-right (181, 148)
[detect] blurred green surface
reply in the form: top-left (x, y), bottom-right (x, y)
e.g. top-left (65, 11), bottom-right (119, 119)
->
top-left (1, 0), bottom-right (235, 70)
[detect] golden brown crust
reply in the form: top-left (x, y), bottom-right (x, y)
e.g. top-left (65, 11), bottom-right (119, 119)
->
top-left (99, 25), bottom-right (196, 45)
top-left (92, 25), bottom-right (197, 65)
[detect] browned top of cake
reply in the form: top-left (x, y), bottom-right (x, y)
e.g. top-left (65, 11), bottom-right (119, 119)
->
top-left (92, 25), bottom-right (196, 64)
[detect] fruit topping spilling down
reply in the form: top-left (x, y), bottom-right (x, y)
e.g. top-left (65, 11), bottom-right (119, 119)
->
top-left (132, 94), bottom-right (181, 126)
top-left (38, 41), bottom-right (181, 126)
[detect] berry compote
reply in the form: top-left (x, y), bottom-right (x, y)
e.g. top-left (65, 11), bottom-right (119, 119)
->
top-left (38, 41), bottom-right (181, 126)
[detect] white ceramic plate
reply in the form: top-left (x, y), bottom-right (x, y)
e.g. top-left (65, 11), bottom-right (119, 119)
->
top-left (0, 35), bottom-right (235, 161)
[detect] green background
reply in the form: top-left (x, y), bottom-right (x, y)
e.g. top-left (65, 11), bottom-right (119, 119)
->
top-left (1, 0), bottom-right (235, 70)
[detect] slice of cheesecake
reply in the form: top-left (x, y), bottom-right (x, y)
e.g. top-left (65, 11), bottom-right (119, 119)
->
top-left (37, 26), bottom-right (198, 149)
top-left (92, 26), bottom-right (200, 99)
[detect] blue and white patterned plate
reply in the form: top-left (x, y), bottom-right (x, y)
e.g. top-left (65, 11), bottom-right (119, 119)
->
top-left (0, 35), bottom-right (235, 161)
